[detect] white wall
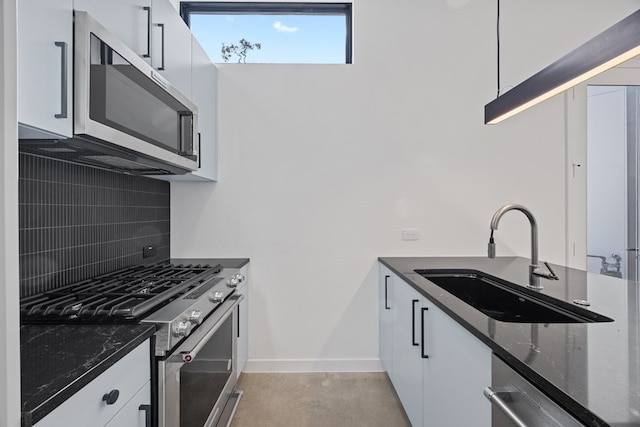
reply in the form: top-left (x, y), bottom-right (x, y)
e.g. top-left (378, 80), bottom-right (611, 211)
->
top-left (1, 0), bottom-right (22, 424)
top-left (171, 0), bottom-right (640, 371)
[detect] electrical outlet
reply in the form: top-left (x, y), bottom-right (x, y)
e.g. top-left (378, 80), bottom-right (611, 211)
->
top-left (402, 229), bottom-right (420, 241)
top-left (143, 245), bottom-right (156, 258)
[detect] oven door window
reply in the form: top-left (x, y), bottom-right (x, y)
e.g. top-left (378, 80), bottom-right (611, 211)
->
top-left (180, 315), bottom-right (233, 427)
top-left (88, 33), bottom-right (192, 154)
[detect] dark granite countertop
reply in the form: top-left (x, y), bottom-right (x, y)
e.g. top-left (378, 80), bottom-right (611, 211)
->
top-left (20, 324), bottom-right (155, 427)
top-left (379, 256), bottom-right (640, 427)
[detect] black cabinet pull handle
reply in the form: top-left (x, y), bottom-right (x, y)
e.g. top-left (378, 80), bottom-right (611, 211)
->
top-left (143, 6), bottom-right (151, 58)
top-left (198, 132), bottom-right (202, 168)
top-left (421, 307), bottom-right (429, 358)
top-left (102, 389), bottom-right (119, 405)
top-left (384, 275), bottom-right (390, 309)
top-left (411, 299), bottom-right (419, 346)
top-left (54, 41), bottom-right (67, 119)
top-left (139, 404), bottom-right (151, 427)
top-left (156, 23), bottom-right (165, 70)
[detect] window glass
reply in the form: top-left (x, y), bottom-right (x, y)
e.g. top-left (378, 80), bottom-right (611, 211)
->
top-left (181, 3), bottom-right (352, 64)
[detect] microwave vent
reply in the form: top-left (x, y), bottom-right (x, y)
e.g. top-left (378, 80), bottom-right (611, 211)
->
top-left (38, 147), bottom-right (78, 153)
top-left (80, 155), bottom-right (158, 171)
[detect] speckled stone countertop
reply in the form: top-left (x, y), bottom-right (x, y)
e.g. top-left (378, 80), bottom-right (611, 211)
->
top-left (379, 256), bottom-right (640, 427)
top-left (20, 324), bottom-right (155, 427)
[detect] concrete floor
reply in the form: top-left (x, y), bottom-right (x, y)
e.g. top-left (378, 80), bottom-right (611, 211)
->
top-left (230, 372), bottom-right (411, 427)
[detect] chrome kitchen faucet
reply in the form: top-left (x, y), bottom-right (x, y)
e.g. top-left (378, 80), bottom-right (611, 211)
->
top-left (488, 204), bottom-right (559, 289)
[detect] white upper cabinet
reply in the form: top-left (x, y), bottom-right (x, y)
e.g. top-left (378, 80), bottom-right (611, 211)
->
top-left (154, 36), bottom-right (218, 182)
top-left (18, 0), bottom-right (74, 139)
top-left (73, 0), bottom-right (153, 65)
top-left (190, 36), bottom-right (218, 181)
top-left (151, 0), bottom-right (192, 99)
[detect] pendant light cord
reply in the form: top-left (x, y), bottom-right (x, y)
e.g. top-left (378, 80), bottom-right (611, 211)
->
top-left (496, 0), bottom-right (501, 98)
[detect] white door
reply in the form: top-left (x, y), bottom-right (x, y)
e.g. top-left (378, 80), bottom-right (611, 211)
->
top-left (586, 85), bottom-right (634, 279)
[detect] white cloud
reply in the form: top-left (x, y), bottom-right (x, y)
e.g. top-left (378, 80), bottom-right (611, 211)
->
top-left (273, 21), bottom-right (299, 33)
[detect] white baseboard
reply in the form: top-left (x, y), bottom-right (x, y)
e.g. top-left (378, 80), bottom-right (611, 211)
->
top-left (243, 358), bottom-right (384, 373)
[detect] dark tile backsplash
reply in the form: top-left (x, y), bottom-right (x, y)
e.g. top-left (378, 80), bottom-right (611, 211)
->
top-left (19, 153), bottom-right (170, 297)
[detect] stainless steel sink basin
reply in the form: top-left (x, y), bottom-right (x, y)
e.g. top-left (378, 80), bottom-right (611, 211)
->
top-left (415, 270), bottom-right (613, 323)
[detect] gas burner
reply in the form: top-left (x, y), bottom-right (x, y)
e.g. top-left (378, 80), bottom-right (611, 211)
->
top-left (20, 262), bottom-right (224, 322)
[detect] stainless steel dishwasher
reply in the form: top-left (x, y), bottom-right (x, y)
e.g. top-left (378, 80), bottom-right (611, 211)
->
top-left (484, 354), bottom-right (584, 427)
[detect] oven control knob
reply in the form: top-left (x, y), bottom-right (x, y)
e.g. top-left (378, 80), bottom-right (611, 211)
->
top-left (235, 274), bottom-right (245, 282)
top-left (173, 321), bottom-right (192, 338)
top-left (188, 310), bottom-right (202, 325)
top-left (226, 277), bottom-right (239, 288)
top-left (210, 291), bottom-right (225, 303)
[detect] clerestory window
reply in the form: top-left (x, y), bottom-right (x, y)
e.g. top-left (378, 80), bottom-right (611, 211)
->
top-left (180, 2), bottom-right (353, 64)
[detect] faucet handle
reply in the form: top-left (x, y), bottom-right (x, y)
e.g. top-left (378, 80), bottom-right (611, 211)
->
top-left (533, 261), bottom-right (559, 280)
top-left (543, 262), bottom-right (559, 280)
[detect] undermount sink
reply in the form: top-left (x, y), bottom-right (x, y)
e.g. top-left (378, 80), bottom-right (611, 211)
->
top-left (415, 270), bottom-right (613, 324)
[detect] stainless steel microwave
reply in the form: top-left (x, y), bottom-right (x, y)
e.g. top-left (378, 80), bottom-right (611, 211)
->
top-left (20, 11), bottom-right (199, 175)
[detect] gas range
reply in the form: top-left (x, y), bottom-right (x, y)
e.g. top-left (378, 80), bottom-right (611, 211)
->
top-left (20, 261), bottom-right (246, 356)
top-left (21, 260), bottom-right (248, 427)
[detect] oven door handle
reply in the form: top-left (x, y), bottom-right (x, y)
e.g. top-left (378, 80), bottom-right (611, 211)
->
top-left (169, 294), bottom-right (244, 364)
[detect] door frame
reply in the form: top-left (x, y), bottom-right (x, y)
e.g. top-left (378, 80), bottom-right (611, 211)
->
top-left (566, 65), bottom-right (640, 273)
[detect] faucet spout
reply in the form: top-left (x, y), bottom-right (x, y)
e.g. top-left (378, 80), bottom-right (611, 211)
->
top-left (489, 204), bottom-right (551, 289)
top-left (490, 204), bottom-right (538, 267)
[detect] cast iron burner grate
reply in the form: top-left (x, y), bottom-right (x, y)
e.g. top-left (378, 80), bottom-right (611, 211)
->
top-left (20, 262), bottom-right (222, 322)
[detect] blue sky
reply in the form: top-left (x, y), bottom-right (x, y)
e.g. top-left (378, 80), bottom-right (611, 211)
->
top-left (190, 14), bottom-right (346, 64)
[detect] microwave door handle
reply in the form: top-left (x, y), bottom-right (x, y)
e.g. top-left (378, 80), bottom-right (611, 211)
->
top-left (198, 132), bottom-right (202, 168)
top-left (54, 41), bottom-right (68, 119)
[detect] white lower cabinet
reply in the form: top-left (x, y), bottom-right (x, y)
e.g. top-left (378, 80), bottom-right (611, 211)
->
top-left (104, 381), bottom-right (151, 427)
top-left (36, 339), bottom-right (151, 427)
top-left (236, 264), bottom-right (249, 377)
top-left (392, 276), bottom-right (425, 426)
top-left (379, 264), bottom-right (491, 427)
top-left (379, 264), bottom-right (394, 380)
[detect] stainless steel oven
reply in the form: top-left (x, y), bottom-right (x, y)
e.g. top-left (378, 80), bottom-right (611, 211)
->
top-left (157, 294), bottom-right (243, 427)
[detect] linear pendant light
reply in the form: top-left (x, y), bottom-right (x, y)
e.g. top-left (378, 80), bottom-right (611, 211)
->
top-left (485, 8), bottom-right (640, 125)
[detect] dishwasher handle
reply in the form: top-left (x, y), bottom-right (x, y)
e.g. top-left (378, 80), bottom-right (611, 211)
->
top-left (483, 387), bottom-right (528, 427)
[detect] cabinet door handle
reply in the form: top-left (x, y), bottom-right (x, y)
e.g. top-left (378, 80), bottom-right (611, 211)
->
top-left (138, 404), bottom-right (152, 427)
top-left (411, 299), bottom-right (419, 346)
top-left (237, 303), bottom-right (240, 338)
top-left (384, 275), bottom-right (390, 309)
top-left (421, 307), bottom-right (429, 358)
top-left (156, 23), bottom-right (165, 70)
top-left (54, 41), bottom-right (68, 119)
top-left (143, 6), bottom-right (151, 58)
top-left (102, 389), bottom-right (119, 405)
